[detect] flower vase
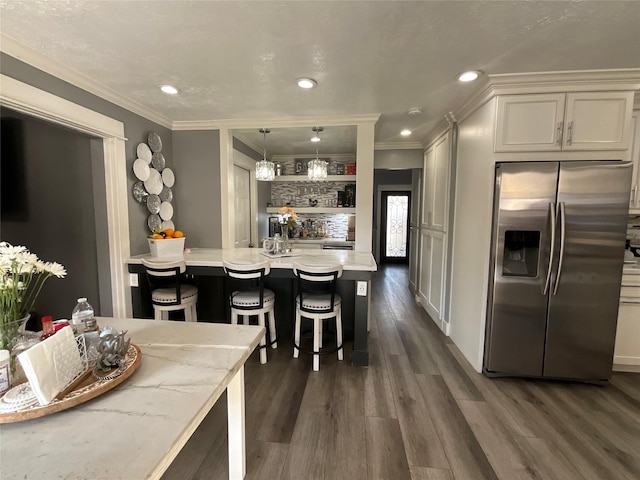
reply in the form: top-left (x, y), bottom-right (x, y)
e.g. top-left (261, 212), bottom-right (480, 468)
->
top-left (281, 224), bottom-right (290, 251)
top-left (0, 314), bottom-right (31, 378)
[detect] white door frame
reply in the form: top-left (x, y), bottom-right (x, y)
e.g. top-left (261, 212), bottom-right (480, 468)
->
top-left (0, 74), bottom-right (131, 317)
top-left (232, 150), bottom-right (258, 247)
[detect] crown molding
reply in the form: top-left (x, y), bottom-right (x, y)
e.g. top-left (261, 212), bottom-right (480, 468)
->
top-left (233, 132), bottom-right (263, 154)
top-left (374, 141), bottom-right (423, 151)
top-left (172, 114), bottom-right (380, 131)
top-left (0, 34), bottom-right (173, 129)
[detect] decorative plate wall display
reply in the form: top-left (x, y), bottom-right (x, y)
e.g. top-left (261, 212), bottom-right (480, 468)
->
top-left (148, 132), bottom-right (162, 152)
top-left (131, 132), bottom-right (177, 232)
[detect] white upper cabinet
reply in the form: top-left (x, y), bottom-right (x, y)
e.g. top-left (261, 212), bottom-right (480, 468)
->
top-left (422, 132), bottom-right (450, 232)
top-left (629, 111), bottom-right (640, 212)
top-left (495, 91), bottom-right (634, 152)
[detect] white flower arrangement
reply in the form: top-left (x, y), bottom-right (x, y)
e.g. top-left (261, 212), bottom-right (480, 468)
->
top-left (0, 242), bottom-right (67, 348)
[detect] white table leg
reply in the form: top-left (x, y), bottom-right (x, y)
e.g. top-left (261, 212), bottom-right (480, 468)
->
top-left (227, 365), bottom-right (246, 480)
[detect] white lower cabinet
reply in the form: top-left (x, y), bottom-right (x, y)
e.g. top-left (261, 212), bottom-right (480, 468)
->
top-left (614, 303), bottom-right (640, 369)
top-left (418, 229), bottom-right (447, 329)
top-left (613, 272), bottom-right (640, 370)
top-left (409, 228), bottom-right (419, 293)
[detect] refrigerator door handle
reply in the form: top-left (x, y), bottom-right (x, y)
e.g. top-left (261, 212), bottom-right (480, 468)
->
top-left (553, 202), bottom-right (566, 296)
top-left (542, 202), bottom-right (556, 295)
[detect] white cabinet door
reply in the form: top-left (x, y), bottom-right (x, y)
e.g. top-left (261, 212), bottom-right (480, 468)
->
top-left (422, 132), bottom-right (450, 232)
top-left (409, 228), bottom-right (419, 292)
top-left (614, 303), bottom-right (640, 368)
top-left (629, 112), bottom-right (640, 211)
top-left (495, 94), bottom-right (565, 152)
top-left (418, 230), bottom-right (432, 306)
top-left (427, 230), bottom-right (446, 320)
top-left (495, 92), bottom-right (634, 152)
top-left (563, 92), bottom-right (634, 151)
top-left (431, 134), bottom-right (450, 232)
top-left (422, 147), bottom-right (435, 226)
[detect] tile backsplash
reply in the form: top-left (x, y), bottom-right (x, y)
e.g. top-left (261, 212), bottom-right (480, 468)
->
top-left (628, 215), bottom-right (640, 246)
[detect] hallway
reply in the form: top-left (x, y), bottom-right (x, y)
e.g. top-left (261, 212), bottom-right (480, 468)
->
top-left (164, 264), bottom-right (640, 480)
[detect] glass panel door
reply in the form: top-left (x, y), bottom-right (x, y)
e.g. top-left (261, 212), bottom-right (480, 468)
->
top-left (381, 191), bottom-right (410, 263)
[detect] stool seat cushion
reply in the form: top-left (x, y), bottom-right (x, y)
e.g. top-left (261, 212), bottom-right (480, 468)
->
top-left (296, 293), bottom-right (342, 311)
top-left (231, 289), bottom-right (275, 308)
top-left (152, 284), bottom-right (198, 304)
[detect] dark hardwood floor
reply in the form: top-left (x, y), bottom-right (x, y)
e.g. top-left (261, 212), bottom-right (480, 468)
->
top-left (163, 264), bottom-right (640, 480)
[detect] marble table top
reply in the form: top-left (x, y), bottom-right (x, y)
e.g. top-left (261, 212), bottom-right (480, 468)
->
top-left (0, 317), bottom-right (265, 480)
top-left (127, 247), bottom-right (378, 272)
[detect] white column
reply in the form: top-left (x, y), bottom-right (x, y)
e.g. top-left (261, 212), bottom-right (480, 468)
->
top-left (227, 365), bottom-right (246, 480)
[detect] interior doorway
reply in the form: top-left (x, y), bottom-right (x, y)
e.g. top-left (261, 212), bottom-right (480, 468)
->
top-left (380, 191), bottom-right (411, 264)
top-left (233, 164), bottom-right (252, 247)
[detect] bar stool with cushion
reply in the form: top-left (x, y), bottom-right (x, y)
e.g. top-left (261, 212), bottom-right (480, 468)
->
top-left (141, 258), bottom-right (198, 322)
top-left (293, 262), bottom-right (343, 371)
top-left (223, 260), bottom-right (277, 364)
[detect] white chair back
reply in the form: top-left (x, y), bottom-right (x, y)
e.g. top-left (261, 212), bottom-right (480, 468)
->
top-left (223, 260), bottom-right (271, 279)
top-left (293, 263), bottom-right (343, 282)
top-left (141, 258), bottom-right (186, 277)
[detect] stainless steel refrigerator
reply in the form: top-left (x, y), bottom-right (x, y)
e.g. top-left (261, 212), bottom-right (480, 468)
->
top-left (484, 161), bottom-right (632, 382)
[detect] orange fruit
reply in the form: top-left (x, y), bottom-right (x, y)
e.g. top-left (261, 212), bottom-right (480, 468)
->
top-left (163, 228), bottom-right (175, 236)
top-left (173, 230), bottom-right (184, 238)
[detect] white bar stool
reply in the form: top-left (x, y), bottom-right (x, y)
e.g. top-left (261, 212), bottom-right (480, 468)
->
top-left (141, 258), bottom-right (198, 322)
top-left (223, 260), bottom-right (277, 364)
top-left (293, 263), bottom-right (343, 371)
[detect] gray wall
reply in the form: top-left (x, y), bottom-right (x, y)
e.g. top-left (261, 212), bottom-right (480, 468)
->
top-left (1, 109), bottom-right (102, 320)
top-left (173, 130), bottom-right (222, 247)
top-left (1, 53), bottom-right (174, 256)
top-left (374, 149), bottom-right (423, 169)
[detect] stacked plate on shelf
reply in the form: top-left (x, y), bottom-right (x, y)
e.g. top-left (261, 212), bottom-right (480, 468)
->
top-left (132, 132), bottom-right (176, 233)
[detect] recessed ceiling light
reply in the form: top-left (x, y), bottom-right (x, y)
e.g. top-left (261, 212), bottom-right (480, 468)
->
top-left (457, 71), bottom-right (482, 82)
top-left (297, 78), bottom-right (317, 89)
top-left (401, 129), bottom-right (412, 137)
top-left (160, 85), bottom-right (179, 95)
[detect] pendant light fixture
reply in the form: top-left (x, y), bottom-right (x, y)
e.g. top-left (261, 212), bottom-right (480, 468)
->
top-left (256, 128), bottom-right (275, 181)
top-left (307, 127), bottom-right (327, 181)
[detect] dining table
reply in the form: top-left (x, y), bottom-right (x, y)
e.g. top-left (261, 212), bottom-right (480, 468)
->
top-left (126, 247), bottom-right (377, 366)
top-left (0, 317), bottom-right (265, 480)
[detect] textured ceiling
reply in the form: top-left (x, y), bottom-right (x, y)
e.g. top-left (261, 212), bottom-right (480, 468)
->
top-left (1, 0), bottom-right (639, 155)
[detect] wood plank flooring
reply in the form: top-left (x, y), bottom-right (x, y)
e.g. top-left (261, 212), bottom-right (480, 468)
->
top-left (162, 265), bottom-right (640, 480)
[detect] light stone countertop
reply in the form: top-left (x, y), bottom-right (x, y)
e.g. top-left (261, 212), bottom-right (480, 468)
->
top-left (0, 317), bottom-right (265, 480)
top-left (127, 247), bottom-right (377, 272)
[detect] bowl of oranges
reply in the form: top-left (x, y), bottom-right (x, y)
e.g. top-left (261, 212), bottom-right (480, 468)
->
top-left (147, 228), bottom-right (186, 258)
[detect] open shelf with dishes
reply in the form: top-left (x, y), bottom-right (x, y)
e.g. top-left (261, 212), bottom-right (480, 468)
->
top-left (270, 175), bottom-right (356, 182)
top-left (266, 207), bottom-right (355, 214)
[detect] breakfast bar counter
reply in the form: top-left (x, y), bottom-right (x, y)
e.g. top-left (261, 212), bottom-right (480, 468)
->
top-left (126, 248), bottom-right (377, 366)
top-left (0, 317), bottom-right (265, 480)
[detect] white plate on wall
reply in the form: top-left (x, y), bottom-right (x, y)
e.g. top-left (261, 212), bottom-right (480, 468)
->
top-left (162, 168), bottom-right (175, 187)
top-left (136, 143), bottom-right (152, 162)
top-left (161, 220), bottom-right (175, 232)
top-left (148, 132), bottom-right (162, 152)
top-left (159, 201), bottom-right (173, 220)
top-left (144, 168), bottom-right (163, 195)
top-left (133, 158), bottom-right (150, 181)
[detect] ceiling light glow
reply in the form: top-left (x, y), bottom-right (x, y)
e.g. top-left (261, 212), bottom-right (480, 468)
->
top-left (297, 78), bottom-right (317, 89)
top-left (160, 85), bottom-right (179, 95)
top-left (457, 71), bottom-right (481, 82)
top-left (401, 129), bottom-right (412, 137)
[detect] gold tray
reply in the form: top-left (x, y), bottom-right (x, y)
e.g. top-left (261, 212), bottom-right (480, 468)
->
top-left (0, 343), bottom-right (142, 424)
